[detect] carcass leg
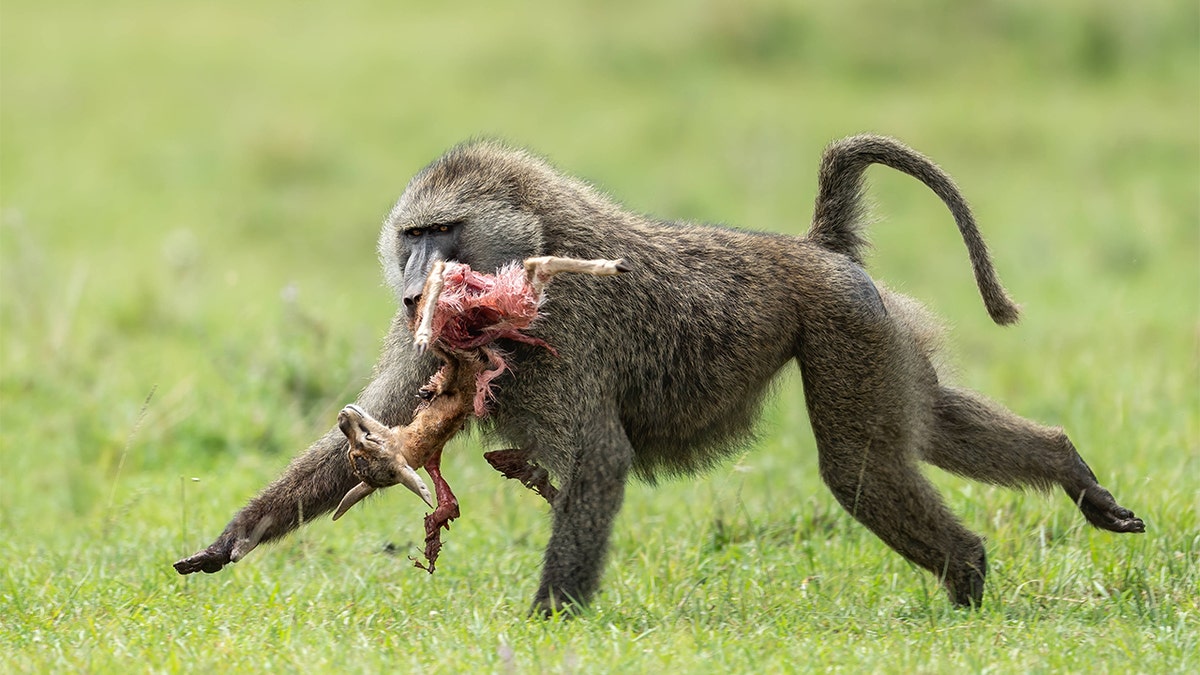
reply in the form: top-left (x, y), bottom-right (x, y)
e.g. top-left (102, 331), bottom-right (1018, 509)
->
top-left (413, 446), bottom-right (460, 573)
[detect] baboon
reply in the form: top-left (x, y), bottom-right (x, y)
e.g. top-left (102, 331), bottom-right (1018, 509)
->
top-left (175, 134), bottom-right (1143, 613)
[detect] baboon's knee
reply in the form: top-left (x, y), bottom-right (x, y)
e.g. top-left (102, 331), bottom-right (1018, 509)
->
top-left (819, 450), bottom-right (989, 605)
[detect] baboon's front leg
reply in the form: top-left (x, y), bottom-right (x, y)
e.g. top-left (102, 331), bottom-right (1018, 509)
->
top-left (925, 386), bottom-right (1144, 533)
top-left (173, 427), bottom-right (362, 574)
top-left (531, 416), bottom-right (633, 616)
top-left (173, 314), bottom-right (440, 576)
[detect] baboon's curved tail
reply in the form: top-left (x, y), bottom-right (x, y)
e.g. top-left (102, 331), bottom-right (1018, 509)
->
top-left (808, 134), bottom-right (1020, 325)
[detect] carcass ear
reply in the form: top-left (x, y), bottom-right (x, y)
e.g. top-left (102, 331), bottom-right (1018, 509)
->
top-left (398, 465), bottom-right (435, 508)
top-left (332, 482), bottom-right (376, 521)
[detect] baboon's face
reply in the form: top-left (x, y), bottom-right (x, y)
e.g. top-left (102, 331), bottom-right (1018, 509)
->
top-left (378, 143), bottom-right (549, 315)
top-left (397, 221), bottom-right (463, 319)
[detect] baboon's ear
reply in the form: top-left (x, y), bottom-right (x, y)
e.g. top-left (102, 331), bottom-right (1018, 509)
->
top-left (332, 482), bottom-right (376, 521)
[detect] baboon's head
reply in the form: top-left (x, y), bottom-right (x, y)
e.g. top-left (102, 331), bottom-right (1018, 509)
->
top-left (378, 141), bottom-right (618, 320)
top-left (333, 404), bottom-right (433, 520)
top-left (379, 141), bottom-right (554, 319)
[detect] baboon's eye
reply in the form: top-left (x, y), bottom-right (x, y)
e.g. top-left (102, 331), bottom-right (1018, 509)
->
top-left (404, 227), bottom-right (424, 238)
top-left (437, 224), bottom-right (450, 233)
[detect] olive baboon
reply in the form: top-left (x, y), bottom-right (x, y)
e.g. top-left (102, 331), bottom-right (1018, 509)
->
top-left (174, 134), bottom-right (1143, 613)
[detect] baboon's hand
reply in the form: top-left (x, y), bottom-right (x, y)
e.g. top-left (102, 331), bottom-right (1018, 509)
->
top-left (173, 526), bottom-right (264, 575)
top-left (173, 537), bottom-right (235, 575)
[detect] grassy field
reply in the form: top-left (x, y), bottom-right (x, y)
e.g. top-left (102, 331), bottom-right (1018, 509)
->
top-left (2, 0), bottom-right (1197, 672)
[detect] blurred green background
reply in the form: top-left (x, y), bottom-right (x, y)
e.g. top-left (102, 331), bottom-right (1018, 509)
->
top-left (1, 0), bottom-right (1197, 671)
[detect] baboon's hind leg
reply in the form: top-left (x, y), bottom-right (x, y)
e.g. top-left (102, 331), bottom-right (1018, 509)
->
top-left (798, 286), bottom-right (990, 606)
top-left (923, 386), bottom-right (1144, 533)
top-left (817, 436), bottom-right (988, 607)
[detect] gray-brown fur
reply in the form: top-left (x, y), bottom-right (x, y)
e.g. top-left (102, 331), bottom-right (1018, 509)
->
top-left (174, 134), bottom-right (1143, 613)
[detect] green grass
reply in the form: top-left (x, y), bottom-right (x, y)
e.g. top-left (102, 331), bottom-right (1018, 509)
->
top-left (2, 0), bottom-right (1197, 672)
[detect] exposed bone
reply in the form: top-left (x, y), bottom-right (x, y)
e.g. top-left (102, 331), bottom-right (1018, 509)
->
top-left (524, 256), bottom-right (628, 295)
top-left (413, 260), bottom-right (447, 355)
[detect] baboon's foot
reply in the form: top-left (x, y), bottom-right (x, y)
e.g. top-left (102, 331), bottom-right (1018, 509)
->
top-left (942, 549), bottom-right (987, 609)
top-left (1072, 485), bottom-right (1145, 533)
